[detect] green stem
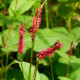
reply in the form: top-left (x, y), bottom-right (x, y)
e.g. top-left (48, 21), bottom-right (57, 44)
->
top-left (21, 54), bottom-right (23, 71)
top-left (67, 11), bottom-right (73, 31)
top-left (45, 0), bottom-right (49, 28)
top-left (68, 2), bottom-right (79, 31)
top-left (5, 53), bottom-right (8, 80)
top-left (49, 57), bottom-right (54, 80)
top-left (20, 55), bottom-right (27, 79)
top-left (32, 9), bottom-right (35, 17)
top-left (33, 58), bottom-right (39, 80)
top-left (28, 40), bottom-right (35, 80)
top-left (66, 57), bottom-right (70, 77)
top-left (21, 61), bottom-right (23, 71)
top-left (21, 60), bottom-right (26, 79)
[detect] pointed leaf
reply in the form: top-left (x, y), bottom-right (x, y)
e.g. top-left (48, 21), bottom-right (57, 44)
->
top-left (8, 0), bottom-right (37, 16)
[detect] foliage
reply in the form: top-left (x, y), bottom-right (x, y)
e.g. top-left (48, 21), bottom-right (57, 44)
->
top-left (0, 0), bottom-right (80, 80)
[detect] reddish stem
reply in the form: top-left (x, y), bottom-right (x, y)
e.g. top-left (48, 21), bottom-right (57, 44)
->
top-left (33, 59), bottom-right (39, 80)
top-left (66, 41), bottom-right (73, 77)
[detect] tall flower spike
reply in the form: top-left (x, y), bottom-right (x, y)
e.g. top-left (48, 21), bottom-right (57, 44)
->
top-left (69, 41), bottom-right (73, 57)
top-left (36, 41), bottom-right (63, 60)
top-left (30, 7), bottom-right (43, 42)
top-left (18, 24), bottom-right (25, 54)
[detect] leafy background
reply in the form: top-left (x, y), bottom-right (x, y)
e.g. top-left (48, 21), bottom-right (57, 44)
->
top-left (0, 0), bottom-right (80, 80)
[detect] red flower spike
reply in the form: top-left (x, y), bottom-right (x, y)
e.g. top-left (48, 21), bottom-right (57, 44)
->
top-left (30, 8), bottom-right (43, 42)
top-left (18, 24), bottom-right (25, 54)
top-left (69, 41), bottom-right (73, 57)
top-left (36, 41), bottom-right (63, 60)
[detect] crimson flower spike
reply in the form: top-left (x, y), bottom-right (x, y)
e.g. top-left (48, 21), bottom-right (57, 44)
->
top-left (30, 7), bottom-right (43, 42)
top-left (18, 24), bottom-right (25, 54)
top-left (36, 41), bottom-right (63, 60)
top-left (69, 41), bottom-right (73, 57)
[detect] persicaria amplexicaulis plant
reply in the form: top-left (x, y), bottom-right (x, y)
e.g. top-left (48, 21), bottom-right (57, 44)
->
top-left (2, 0), bottom-right (79, 80)
top-left (18, 24), bottom-right (25, 54)
top-left (36, 41), bottom-right (63, 60)
top-left (30, 7), bottom-right (43, 42)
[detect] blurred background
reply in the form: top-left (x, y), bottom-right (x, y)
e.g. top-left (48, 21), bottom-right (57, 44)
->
top-left (0, 0), bottom-right (80, 80)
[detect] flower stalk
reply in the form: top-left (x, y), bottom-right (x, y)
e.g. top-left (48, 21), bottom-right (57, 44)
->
top-left (29, 7), bottom-right (42, 80)
top-left (5, 53), bottom-right (9, 80)
top-left (45, 0), bottom-right (49, 28)
top-left (33, 58), bottom-right (39, 80)
top-left (66, 41), bottom-right (73, 77)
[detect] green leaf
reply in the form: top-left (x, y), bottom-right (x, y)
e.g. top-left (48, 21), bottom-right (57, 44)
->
top-left (6, 60), bottom-right (19, 70)
top-left (69, 68), bottom-right (80, 80)
top-left (54, 27), bottom-right (80, 57)
top-left (7, 68), bottom-right (24, 80)
top-left (58, 77), bottom-right (71, 80)
top-left (6, 60), bottom-right (40, 80)
top-left (0, 13), bottom-right (12, 26)
top-left (19, 61), bottom-right (40, 80)
top-left (8, 0), bottom-right (37, 16)
top-left (1, 29), bottom-right (31, 52)
top-left (52, 28), bottom-right (72, 53)
top-left (58, 57), bottom-right (69, 64)
top-left (54, 61), bottom-right (68, 76)
top-left (40, 74), bottom-right (49, 80)
top-left (14, 15), bottom-right (33, 29)
top-left (52, 27), bottom-right (69, 34)
top-left (55, 56), bottom-right (80, 77)
top-left (0, 13), bottom-right (33, 29)
top-left (34, 29), bottom-right (59, 51)
top-left (70, 56), bottom-right (80, 70)
top-left (1, 29), bottom-right (19, 52)
top-left (68, 27), bottom-right (80, 41)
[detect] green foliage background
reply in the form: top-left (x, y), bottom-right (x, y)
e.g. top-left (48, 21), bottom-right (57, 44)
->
top-left (0, 0), bottom-right (80, 80)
